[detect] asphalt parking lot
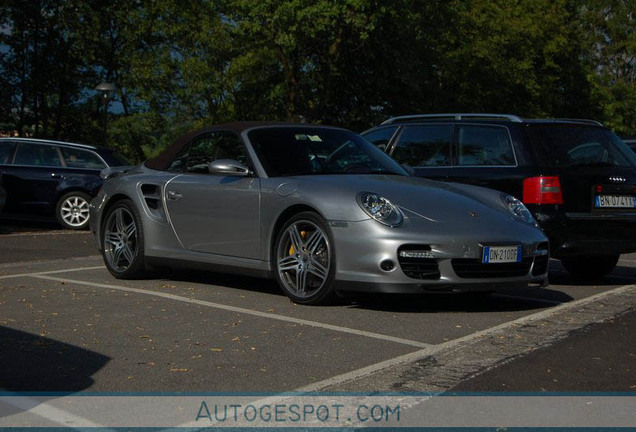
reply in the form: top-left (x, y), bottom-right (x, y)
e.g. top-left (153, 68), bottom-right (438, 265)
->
top-left (0, 221), bottom-right (635, 394)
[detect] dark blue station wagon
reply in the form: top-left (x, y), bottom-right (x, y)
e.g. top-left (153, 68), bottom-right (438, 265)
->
top-left (0, 138), bottom-right (130, 229)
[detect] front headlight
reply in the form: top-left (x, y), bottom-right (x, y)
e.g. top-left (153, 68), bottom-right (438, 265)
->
top-left (501, 193), bottom-right (536, 226)
top-left (357, 192), bottom-right (403, 227)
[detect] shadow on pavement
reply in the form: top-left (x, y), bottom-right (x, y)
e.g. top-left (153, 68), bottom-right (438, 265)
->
top-left (0, 326), bottom-right (110, 392)
top-left (345, 287), bottom-right (573, 314)
top-left (549, 260), bottom-right (636, 287)
top-left (165, 269), bottom-right (577, 313)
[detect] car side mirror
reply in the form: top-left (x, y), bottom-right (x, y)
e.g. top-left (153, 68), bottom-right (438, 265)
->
top-left (208, 159), bottom-right (252, 177)
top-left (100, 165), bottom-right (135, 180)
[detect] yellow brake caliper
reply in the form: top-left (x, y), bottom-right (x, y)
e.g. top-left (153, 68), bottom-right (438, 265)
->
top-left (289, 231), bottom-right (306, 256)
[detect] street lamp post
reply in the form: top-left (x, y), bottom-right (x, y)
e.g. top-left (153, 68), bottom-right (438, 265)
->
top-left (95, 83), bottom-right (115, 146)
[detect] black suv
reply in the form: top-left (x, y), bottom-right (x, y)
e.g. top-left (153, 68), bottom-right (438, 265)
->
top-left (0, 138), bottom-right (131, 229)
top-left (362, 114), bottom-right (636, 280)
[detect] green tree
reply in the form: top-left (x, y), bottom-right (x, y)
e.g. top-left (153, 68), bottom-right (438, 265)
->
top-left (434, 0), bottom-right (591, 117)
top-left (0, 0), bottom-right (102, 140)
top-left (581, 0), bottom-right (636, 135)
top-left (224, 0), bottom-right (442, 128)
top-left (1, 0), bottom-right (633, 155)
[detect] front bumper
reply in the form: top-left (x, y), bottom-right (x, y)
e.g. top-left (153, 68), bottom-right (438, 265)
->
top-left (329, 219), bottom-right (549, 294)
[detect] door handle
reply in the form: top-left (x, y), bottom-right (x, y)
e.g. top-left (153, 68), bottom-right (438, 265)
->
top-left (51, 173), bottom-right (66, 180)
top-left (167, 190), bottom-right (183, 200)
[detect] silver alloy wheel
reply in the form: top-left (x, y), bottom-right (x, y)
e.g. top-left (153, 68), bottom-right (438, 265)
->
top-left (277, 220), bottom-right (330, 299)
top-left (60, 195), bottom-right (90, 227)
top-left (103, 207), bottom-right (138, 272)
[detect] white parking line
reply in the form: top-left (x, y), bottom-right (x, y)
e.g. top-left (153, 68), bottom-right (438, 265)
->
top-left (0, 266), bottom-right (104, 280)
top-left (293, 283), bottom-right (636, 392)
top-left (0, 391), bottom-right (110, 429)
top-left (30, 274), bottom-right (432, 349)
top-left (3, 265), bottom-right (566, 306)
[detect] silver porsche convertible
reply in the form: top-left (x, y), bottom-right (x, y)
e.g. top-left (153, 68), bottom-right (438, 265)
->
top-left (90, 122), bottom-right (549, 305)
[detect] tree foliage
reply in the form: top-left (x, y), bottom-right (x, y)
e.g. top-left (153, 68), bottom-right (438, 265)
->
top-left (0, 0), bottom-right (634, 162)
top-left (581, 0), bottom-right (636, 135)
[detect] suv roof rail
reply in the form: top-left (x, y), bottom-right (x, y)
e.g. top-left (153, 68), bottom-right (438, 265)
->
top-left (381, 113), bottom-right (524, 125)
top-left (0, 136), bottom-right (97, 150)
top-left (547, 118), bottom-right (604, 126)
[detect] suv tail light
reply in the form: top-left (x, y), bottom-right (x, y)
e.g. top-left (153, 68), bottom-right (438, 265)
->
top-left (523, 176), bottom-right (563, 205)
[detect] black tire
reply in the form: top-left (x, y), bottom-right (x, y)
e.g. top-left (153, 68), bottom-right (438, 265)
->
top-left (273, 211), bottom-right (336, 305)
top-left (55, 191), bottom-right (92, 230)
top-left (560, 254), bottom-right (619, 281)
top-left (101, 199), bottom-right (146, 279)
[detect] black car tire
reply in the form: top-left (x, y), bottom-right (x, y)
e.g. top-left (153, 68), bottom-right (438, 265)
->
top-left (102, 199), bottom-right (146, 279)
top-left (274, 211), bottom-right (336, 305)
top-left (55, 191), bottom-right (92, 230)
top-left (560, 254), bottom-right (619, 281)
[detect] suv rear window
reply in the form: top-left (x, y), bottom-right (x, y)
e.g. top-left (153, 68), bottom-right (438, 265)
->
top-left (14, 144), bottom-right (63, 167)
top-left (393, 125), bottom-right (452, 167)
top-left (527, 125), bottom-right (636, 168)
top-left (101, 151), bottom-right (132, 167)
top-left (457, 125), bottom-right (515, 166)
top-left (0, 141), bottom-right (15, 164)
top-left (60, 147), bottom-right (106, 169)
top-left (363, 126), bottom-right (398, 151)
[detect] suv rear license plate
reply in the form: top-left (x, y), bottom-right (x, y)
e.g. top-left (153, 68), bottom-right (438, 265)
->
top-left (482, 245), bottom-right (522, 264)
top-left (595, 195), bottom-right (636, 208)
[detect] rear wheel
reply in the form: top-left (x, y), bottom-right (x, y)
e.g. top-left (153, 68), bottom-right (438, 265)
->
top-left (274, 212), bottom-right (336, 305)
top-left (560, 254), bottom-right (619, 281)
top-left (102, 199), bottom-right (146, 278)
top-left (56, 191), bottom-right (91, 230)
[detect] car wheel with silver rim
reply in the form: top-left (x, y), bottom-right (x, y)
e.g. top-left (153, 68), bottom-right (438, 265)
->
top-left (274, 212), bottom-right (336, 305)
top-left (55, 191), bottom-right (92, 230)
top-left (102, 199), bottom-right (146, 278)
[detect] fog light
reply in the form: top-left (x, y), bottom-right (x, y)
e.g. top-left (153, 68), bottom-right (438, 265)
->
top-left (399, 250), bottom-right (436, 259)
top-left (380, 260), bottom-right (395, 271)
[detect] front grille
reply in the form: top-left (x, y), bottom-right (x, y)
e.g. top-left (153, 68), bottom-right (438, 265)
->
top-left (452, 257), bottom-right (533, 279)
top-left (397, 245), bottom-right (440, 280)
top-left (399, 258), bottom-right (440, 280)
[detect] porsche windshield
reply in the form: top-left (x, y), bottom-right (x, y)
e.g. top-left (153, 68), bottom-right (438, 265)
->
top-left (248, 127), bottom-right (408, 177)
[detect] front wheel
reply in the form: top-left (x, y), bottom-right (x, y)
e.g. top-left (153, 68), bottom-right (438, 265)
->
top-left (560, 254), bottom-right (619, 281)
top-left (56, 192), bottom-right (91, 230)
top-left (274, 212), bottom-right (336, 305)
top-left (102, 199), bottom-right (146, 279)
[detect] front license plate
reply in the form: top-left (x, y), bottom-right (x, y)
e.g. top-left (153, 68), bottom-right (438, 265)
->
top-left (595, 195), bottom-right (636, 208)
top-left (482, 245), bottom-right (522, 264)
